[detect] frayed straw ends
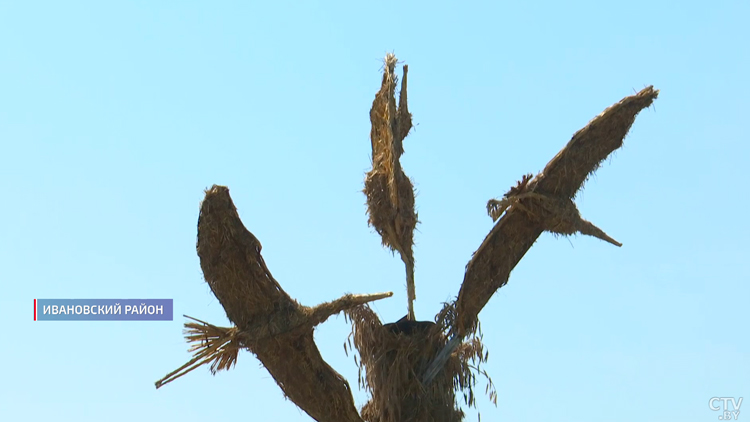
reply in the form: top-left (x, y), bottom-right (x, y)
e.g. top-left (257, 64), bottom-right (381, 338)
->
top-left (155, 316), bottom-right (241, 389)
top-left (347, 305), bottom-right (495, 422)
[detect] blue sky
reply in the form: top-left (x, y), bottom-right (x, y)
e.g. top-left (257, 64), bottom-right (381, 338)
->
top-left (1, 1), bottom-right (748, 421)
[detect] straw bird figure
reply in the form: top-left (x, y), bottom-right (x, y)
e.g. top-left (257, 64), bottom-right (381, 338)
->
top-left (156, 52), bottom-right (658, 422)
top-left (364, 53), bottom-right (418, 321)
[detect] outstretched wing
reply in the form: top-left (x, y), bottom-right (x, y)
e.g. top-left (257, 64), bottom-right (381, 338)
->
top-left (454, 86), bottom-right (659, 336)
top-left (196, 185), bottom-right (363, 422)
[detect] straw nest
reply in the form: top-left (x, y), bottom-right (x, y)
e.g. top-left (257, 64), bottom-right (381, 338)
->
top-left (346, 304), bottom-right (495, 422)
top-left (156, 185), bottom-right (395, 422)
top-left (364, 53), bottom-right (418, 321)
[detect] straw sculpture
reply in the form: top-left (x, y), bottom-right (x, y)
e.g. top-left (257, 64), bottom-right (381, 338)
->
top-left (345, 302), bottom-right (494, 422)
top-left (422, 86), bottom-right (659, 385)
top-left (156, 52), bottom-right (657, 422)
top-left (364, 53), bottom-right (418, 321)
top-left (155, 185), bottom-right (394, 422)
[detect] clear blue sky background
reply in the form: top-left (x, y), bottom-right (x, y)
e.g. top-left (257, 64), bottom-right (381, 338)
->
top-left (1, 1), bottom-right (747, 421)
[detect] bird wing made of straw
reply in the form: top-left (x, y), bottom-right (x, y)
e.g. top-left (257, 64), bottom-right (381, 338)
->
top-left (189, 185), bottom-right (365, 422)
top-left (454, 86), bottom-right (659, 336)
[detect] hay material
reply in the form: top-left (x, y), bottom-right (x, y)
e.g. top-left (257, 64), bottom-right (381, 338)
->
top-left (423, 86), bottom-right (658, 385)
top-left (456, 86), bottom-right (658, 336)
top-left (153, 56), bottom-right (657, 420)
top-left (156, 292), bottom-right (394, 389)
top-left (346, 305), bottom-right (494, 422)
top-left (364, 53), bottom-right (418, 320)
top-left (156, 185), bottom-right (395, 422)
top-left (155, 316), bottom-right (241, 388)
top-left (487, 174), bottom-right (622, 246)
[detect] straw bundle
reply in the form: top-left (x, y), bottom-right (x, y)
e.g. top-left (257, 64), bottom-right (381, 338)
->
top-left (346, 305), bottom-right (494, 422)
top-left (364, 53), bottom-right (418, 320)
top-left (156, 185), bottom-right (395, 422)
top-left (154, 316), bottom-right (242, 389)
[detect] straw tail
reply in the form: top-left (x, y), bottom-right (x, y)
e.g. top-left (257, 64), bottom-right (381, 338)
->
top-left (577, 218), bottom-right (622, 247)
top-left (364, 53), bottom-right (418, 320)
top-left (422, 86), bottom-right (659, 386)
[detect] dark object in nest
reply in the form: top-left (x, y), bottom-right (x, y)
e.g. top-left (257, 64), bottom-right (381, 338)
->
top-left (384, 314), bottom-right (436, 336)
